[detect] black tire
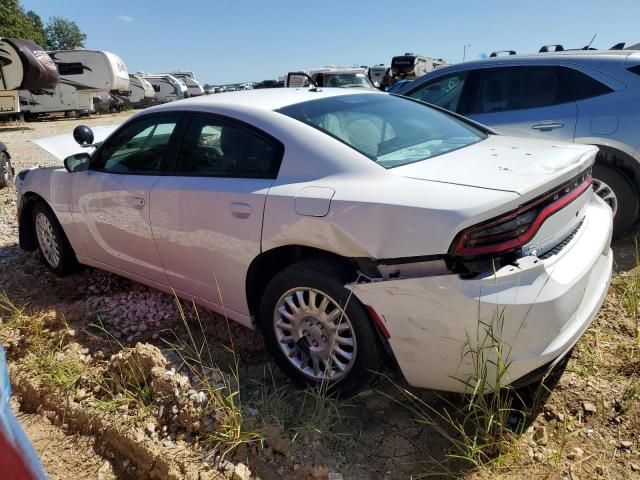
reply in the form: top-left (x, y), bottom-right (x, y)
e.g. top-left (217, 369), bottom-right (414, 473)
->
top-left (32, 202), bottom-right (79, 275)
top-left (592, 164), bottom-right (639, 238)
top-left (0, 150), bottom-right (14, 188)
top-left (259, 259), bottom-right (384, 396)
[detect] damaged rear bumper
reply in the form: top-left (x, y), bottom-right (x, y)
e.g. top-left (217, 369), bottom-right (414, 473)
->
top-left (348, 193), bottom-right (613, 393)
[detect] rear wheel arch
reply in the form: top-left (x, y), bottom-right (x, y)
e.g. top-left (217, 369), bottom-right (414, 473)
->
top-left (593, 145), bottom-right (640, 189)
top-left (245, 245), bottom-right (358, 321)
top-left (592, 145), bottom-right (640, 235)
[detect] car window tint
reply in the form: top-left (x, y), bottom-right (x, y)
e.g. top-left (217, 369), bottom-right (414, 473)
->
top-left (176, 116), bottom-right (280, 178)
top-left (93, 117), bottom-right (178, 173)
top-left (407, 72), bottom-right (467, 112)
top-left (472, 66), bottom-right (570, 114)
top-left (559, 67), bottom-right (613, 101)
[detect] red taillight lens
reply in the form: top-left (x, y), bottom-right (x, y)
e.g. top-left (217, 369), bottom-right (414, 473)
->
top-left (452, 170), bottom-right (592, 258)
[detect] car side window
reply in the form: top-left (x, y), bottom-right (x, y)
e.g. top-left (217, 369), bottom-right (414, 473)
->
top-left (175, 116), bottom-right (281, 178)
top-left (558, 66), bottom-right (613, 101)
top-left (407, 72), bottom-right (468, 113)
top-left (92, 116), bottom-right (179, 173)
top-left (471, 66), bottom-right (571, 114)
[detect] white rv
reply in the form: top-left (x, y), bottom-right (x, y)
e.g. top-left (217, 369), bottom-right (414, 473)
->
top-left (367, 64), bottom-right (392, 89)
top-left (389, 53), bottom-right (448, 81)
top-left (169, 71), bottom-right (205, 97)
top-left (20, 49), bottom-right (129, 117)
top-left (140, 74), bottom-right (186, 103)
top-left (126, 74), bottom-right (155, 108)
top-left (0, 37), bottom-right (58, 116)
top-left (285, 67), bottom-right (374, 88)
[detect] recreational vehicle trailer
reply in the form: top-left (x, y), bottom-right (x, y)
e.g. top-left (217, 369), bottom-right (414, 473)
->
top-left (140, 74), bottom-right (186, 103)
top-left (126, 74), bottom-right (155, 108)
top-left (285, 67), bottom-right (375, 88)
top-left (0, 37), bottom-right (58, 117)
top-left (367, 64), bottom-right (393, 90)
top-left (389, 53), bottom-right (448, 81)
top-left (20, 49), bottom-right (129, 117)
top-left (169, 72), bottom-right (205, 97)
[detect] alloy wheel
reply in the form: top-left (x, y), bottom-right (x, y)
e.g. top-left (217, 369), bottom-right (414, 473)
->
top-left (35, 212), bottom-right (60, 267)
top-left (273, 287), bottom-right (357, 382)
top-left (592, 178), bottom-right (618, 216)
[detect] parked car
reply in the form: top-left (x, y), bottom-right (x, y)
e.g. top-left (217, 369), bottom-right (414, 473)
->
top-left (0, 346), bottom-right (47, 479)
top-left (397, 49), bottom-right (640, 236)
top-left (0, 143), bottom-right (14, 189)
top-left (17, 89), bottom-right (612, 394)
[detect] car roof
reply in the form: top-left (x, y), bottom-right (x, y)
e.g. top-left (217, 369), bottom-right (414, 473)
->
top-left (433, 49), bottom-right (635, 72)
top-left (152, 87), bottom-right (380, 112)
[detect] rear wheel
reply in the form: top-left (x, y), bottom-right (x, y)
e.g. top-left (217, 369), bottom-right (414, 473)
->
top-left (32, 202), bottom-right (79, 275)
top-left (0, 150), bottom-right (14, 188)
top-left (592, 164), bottom-right (639, 238)
top-left (259, 260), bottom-right (383, 396)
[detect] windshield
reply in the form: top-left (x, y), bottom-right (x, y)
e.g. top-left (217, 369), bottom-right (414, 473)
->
top-left (278, 93), bottom-right (486, 168)
top-left (323, 73), bottom-right (372, 88)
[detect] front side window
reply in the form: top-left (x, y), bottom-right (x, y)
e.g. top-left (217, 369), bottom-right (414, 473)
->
top-left (407, 72), bottom-right (468, 112)
top-left (278, 93), bottom-right (486, 168)
top-left (175, 116), bottom-right (281, 178)
top-left (471, 66), bottom-right (571, 114)
top-left (92, 116), bottom-right (179, 173)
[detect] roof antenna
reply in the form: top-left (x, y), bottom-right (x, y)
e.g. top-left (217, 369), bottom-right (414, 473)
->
top-left (584, 33), bottom-right (598, 50)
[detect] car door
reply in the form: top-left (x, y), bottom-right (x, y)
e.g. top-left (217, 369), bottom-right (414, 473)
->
top-left (465, 65), bottom-right (578, 141)
top-left (150, 113), bottom-right (283, 318)
top-left (69, 113), bottom-right (184, 284)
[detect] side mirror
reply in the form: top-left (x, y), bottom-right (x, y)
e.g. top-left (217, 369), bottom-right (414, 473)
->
top-left (64, 152), bottom-right (91, 173)
top-left (73, 125), bottom-right (94, 146)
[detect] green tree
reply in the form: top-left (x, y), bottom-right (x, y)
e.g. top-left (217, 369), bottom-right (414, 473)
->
top-left (25, 10), bottom-right (47, 48)
top-left (0, 0), bottom-right (47, 46)
top-left (45, 16), bottom-right (86, 50)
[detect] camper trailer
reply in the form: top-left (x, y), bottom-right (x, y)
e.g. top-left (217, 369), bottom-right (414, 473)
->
top-left (367, 64), bottom-right (392, 90)
top-left (141, 74), bottom-right (186, 103)
top-left (0, 37), bottom-right (58, 117)
top-left (20, 49), bottom-right (129, 117)
top-left (390, 53), bottom-right (448, 82)
top-left (126, 74), bottom-right (155, 108)
top-left (285, 67), bottom-right (374, 88)
top-left (169, 72), bottom-right (205, 97)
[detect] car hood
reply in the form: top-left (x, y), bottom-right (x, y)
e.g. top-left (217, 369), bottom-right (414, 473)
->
top-left (391, 135), bottom-right (597, 198)
top-left (30, 125), bottom-right (120, 161)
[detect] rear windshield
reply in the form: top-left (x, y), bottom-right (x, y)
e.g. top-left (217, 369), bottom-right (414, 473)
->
top-left (278, 93), bottom-right (486, 168)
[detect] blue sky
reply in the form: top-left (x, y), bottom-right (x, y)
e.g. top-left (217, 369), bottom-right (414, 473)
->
top-left (21, 0), bottom-right (640, 85)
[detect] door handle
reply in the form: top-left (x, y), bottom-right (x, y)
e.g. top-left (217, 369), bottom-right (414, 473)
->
top-left (532, 122), bottom-right (564, 131)
top-left (132, 197), bottom-right (145, 208)
top-left (229, 202), bottom-right (252, 219)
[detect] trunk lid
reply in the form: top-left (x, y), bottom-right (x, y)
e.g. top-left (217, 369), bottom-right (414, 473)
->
top-left (30, 125), bottom-right (119, 161)
top-left (392, 135), bottom-right (597, 198)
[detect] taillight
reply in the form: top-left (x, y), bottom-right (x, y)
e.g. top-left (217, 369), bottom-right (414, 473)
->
top-left (451, 170), bottom-right (592, 258)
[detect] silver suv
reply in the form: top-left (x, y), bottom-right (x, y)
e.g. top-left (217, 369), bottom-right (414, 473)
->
top-left (398, 49), bottom-right (640, 236)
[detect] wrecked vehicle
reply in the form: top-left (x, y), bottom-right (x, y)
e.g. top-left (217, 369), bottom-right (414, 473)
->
top-left (16, 89), bottom-right (613, 394)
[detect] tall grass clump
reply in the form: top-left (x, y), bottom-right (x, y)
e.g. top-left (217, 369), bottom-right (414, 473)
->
top-left (163, 276), bottom-right (263, 460)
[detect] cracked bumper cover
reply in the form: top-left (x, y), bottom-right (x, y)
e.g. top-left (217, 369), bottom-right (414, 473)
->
top-left (348, 193), bottom-right (613, 393)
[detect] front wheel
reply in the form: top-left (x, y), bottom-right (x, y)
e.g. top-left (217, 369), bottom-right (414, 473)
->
top-left (0, 150), bottom-right (14, 188)
top-left (592, 164), bottom-right (639, 238)
top-left (32, 202), bottom-right (79, 275)
top-left (259, 260), bottom-right (384, 396)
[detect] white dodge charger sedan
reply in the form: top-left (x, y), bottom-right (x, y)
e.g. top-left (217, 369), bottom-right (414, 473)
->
top-left (16, 88), bottom-right (613, 394)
